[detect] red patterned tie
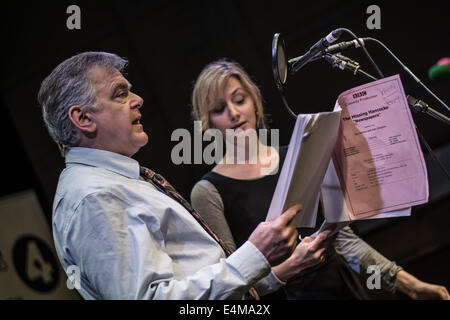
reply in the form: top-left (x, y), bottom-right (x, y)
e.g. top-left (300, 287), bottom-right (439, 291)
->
top-left (140, 166), bottom-right (259, 300)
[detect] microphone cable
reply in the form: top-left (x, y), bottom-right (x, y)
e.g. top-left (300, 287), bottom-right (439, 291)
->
top-left (337, 28), bottom-right (385, 80)
top-left (364, 37), bottom-right (450, 113)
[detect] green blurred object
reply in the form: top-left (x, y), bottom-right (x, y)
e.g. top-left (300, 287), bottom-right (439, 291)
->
top-left (428, 64), bottom-right (450, 81)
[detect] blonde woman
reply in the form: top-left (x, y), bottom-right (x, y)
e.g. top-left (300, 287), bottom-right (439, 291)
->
top-left (190, 59), bottom-right (449, 300)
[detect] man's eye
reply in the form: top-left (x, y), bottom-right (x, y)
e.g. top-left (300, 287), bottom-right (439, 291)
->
top-left (116, 92), bottom-right (128, 98)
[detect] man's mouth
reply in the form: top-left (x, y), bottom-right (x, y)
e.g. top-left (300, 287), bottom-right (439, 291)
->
top-left (132, 115), bottom-right (141, 125)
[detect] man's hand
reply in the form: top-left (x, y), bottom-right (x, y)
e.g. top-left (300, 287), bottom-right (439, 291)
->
top-left (272, 226), bottom-right (337, 282)
top-left (248, 204), bottom-right (301, 266)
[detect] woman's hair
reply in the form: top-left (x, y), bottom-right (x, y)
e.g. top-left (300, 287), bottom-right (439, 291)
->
top-left (192, 59), bottom-right (266, 131)
top-left (38, 52), bottom-right (128, 154)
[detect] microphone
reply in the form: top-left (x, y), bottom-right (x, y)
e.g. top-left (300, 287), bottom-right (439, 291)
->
top-left (323, 54), bottom-right (360, 72)
top-left (325, 38), bottom-right (367, 54)
top-left (289, 29), bottom-right (343, 74)
top-left (322, 53), bottom-right (378, 81)
top-left (407, 95), bottom-right (450, 124)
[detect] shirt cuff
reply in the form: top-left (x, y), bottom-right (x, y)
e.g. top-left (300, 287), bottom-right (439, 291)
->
top-left (227, 240), bottom-right (271, 286)
top-left (254, 270), bottom-right (286, 296)
top-left (269, 270), bottom-right (287, 287)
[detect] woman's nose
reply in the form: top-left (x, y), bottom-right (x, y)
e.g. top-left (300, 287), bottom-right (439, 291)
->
top-left (227, 104), bottom-right (239, 120)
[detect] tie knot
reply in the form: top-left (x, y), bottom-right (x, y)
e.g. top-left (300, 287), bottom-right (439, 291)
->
top-left (140, 166), bottom-right (153, 178)
top-left (140, 167), bottom-right (170, 191)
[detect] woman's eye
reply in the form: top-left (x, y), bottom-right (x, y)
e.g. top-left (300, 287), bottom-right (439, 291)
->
top-left (212, 105), bottom-right (225, 114)
top-left (234, 95), bottom-right (245, 105)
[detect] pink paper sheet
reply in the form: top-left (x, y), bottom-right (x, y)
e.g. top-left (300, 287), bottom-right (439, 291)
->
top-left (332, 75), bottom-right (428, 220)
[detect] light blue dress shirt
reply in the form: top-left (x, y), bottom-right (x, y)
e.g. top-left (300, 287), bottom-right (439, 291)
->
top-left (52, 147), bottom-right (283, 299)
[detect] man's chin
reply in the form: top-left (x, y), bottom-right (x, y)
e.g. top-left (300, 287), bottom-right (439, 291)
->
top-left (138, 132), bottom-right (149, 147)
top-left (129, 133), bottom-right (149, 156)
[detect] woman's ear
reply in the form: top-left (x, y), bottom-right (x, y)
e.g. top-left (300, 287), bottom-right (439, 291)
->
top-left (68, 105), bottom-right (96, 133)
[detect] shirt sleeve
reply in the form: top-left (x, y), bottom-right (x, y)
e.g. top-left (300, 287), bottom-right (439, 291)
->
top-left (334, 225), bottom-right (403, 292)
top-left (190, 180), bottom-right (285, 296)
top-left (66, 191), bottom-right (272, 300)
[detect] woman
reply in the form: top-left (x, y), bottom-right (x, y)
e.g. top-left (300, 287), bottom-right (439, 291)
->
top-left (190, 59), bottom-right (449, 300)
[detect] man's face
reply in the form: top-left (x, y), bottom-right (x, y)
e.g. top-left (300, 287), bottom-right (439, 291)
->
top-left (88, 66), bottom-right (148, 157)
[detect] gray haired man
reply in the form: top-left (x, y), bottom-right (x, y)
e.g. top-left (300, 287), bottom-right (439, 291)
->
top-left (38, 52), bottom-right (332, 299)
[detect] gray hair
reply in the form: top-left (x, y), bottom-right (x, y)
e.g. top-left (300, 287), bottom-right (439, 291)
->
top-left (38, 52), bottom-right (128, 156)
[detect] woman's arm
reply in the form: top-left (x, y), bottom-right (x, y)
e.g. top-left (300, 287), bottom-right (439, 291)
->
top-left (335, 225), bottom-right (449, 299)
top-left (334, 225), bottom-right (403, 292)
top-left (191, 179), bottom-right (237, 251)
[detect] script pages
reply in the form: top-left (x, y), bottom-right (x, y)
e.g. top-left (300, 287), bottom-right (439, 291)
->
top-left (322, 74), bottom-right (428, 223)
top-left (266, 111), bottom-right (342, 227)
top-left (267, 74), bottom-right (429, 232)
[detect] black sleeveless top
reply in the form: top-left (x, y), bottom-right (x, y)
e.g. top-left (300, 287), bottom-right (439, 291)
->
top-left (202, 146), bottom-right (369, 300)
top-left (202, 146), bottom-right (290, 247)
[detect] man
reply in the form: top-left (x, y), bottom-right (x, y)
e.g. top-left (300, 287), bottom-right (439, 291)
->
top-left (38, 52), bottom-right (332, 299)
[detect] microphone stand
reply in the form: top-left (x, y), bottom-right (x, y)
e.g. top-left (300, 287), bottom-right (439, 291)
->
top-left (322, 54), bottom-right (450, 126)
top-left (322, 53), bottom-right (450, 179)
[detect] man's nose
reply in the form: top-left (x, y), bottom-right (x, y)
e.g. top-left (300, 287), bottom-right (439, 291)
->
top-left (131, 92), bottom-right (144, 109)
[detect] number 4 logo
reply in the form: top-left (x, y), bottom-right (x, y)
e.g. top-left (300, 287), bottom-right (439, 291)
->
top-left (26, 240), bottom-right (54, 284)
top-left (12, 235), bottom-right (59, 292)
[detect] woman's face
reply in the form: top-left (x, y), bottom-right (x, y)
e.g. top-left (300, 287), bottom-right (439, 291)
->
top-left (208, 76), bottom-right (257, 137)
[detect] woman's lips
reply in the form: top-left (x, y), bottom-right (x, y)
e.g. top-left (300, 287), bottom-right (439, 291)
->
top-left (231, 121), bottom-right (247, 130)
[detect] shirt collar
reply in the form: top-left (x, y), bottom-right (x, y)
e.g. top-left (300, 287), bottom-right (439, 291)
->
top-left (65, 147), bottom-right (141, 180)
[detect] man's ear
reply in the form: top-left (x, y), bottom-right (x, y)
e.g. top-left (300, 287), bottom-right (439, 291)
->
top-left (68, 105), bottom-right (96, 133)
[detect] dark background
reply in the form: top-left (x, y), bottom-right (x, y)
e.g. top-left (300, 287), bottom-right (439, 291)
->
top-left (1, 0), bottom-right (449, 299)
